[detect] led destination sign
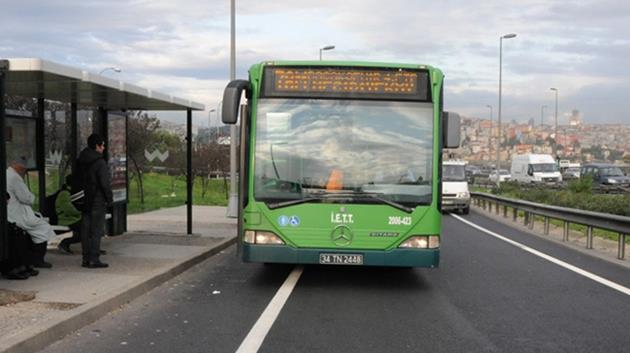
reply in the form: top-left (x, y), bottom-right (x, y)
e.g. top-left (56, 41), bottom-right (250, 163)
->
top-left (262, 67), bottom-right (430, 101)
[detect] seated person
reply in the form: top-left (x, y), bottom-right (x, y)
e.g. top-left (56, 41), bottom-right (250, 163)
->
top-left (1, 193), bottom-right (38, 279)
top-left (56, 175), bottom-right (83, 254)
top-left (6, 158), bottom-right (55, 268)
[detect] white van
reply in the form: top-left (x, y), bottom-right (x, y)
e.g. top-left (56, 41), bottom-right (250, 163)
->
top-left (442, 160), bottom-right (470, 214)
top-left (510, 154), bottom-right (562, 183)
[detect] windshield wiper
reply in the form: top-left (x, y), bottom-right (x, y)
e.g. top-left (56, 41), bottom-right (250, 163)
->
top-left (266, 197), bottom-right (322, 210)
top-left (314, 191), bottom-right (414, 213)
top-left (355, 194), bottom-right (414, 213)
top-left (266, 191), bottom-right (415, 213)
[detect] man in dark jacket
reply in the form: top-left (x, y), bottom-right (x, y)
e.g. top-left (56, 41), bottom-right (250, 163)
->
top-left (78, 134), bottom-right (113, 268)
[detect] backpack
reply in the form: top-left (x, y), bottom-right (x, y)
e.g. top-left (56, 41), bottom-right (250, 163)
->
top-left (70, 159), bottom-right (97, 212)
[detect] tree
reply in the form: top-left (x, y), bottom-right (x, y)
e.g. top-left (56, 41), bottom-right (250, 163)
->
top-left (192, 144), bottom-right (212, 198)
top-left (127, 112), bottom-right (161, 204)
top-left (608, 149), bottom-right (624, 162)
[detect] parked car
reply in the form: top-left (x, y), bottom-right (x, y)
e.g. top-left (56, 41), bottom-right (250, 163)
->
top-left (580, 164), bottom-right (630, 186)
top-left (442, 160), bottom-right (470, 214)
top-left (465, 164), bottom-right (483, 183)
top-left (489, 169), bottom-right (511, 183)
top-left (562, 167), bottom-right (581, 180)
top-left (510, 154), bottom-right (562, 183)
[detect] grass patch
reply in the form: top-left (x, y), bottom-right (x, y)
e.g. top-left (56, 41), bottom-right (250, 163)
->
top-left (128, 172), bottom-right (229, 214)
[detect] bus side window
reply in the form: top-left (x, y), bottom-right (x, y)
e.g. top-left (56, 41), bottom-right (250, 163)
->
top-left (527, 165), bottom-right (533, 176)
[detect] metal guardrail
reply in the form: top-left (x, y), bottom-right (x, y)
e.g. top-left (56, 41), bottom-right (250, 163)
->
top-left (471, 192), bottom-right (629, 260)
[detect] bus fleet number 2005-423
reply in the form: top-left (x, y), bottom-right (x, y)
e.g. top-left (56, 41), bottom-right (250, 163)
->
top-left (388, 216), bottom-right (412, 225)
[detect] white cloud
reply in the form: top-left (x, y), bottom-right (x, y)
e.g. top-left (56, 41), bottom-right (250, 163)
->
top-left (1, 0), bottom-right (630, 124)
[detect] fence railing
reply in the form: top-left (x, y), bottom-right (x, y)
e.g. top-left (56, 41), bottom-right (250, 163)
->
top-left (471, 192), bottom-right (629, 260)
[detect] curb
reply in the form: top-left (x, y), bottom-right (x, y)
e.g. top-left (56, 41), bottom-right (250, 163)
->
top-left (0, 236), bottom-right (237, 353)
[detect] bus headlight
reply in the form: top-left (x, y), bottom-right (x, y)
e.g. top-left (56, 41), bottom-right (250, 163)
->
top-left (457, 192), bottom-right (470, 199)
top-left (244, 230), bottom-right (285, 245)
top-left (399, 235), bottom-right (439, 249)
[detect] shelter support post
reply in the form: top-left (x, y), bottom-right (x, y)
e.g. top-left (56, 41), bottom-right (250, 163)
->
top-left (70, 103), bottom-right (78, 162)
top-left (36, 97), bottom-right (45, 211)
top-left (0, 60), bottom-right (8, 261)
top-left (187, 108), bottom-right (193, 235)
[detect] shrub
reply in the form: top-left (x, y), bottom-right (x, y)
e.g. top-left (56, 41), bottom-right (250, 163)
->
top-left (568, 175), bottom-right (593, 194)
top-left (494, 179), bottom-right (630, 217)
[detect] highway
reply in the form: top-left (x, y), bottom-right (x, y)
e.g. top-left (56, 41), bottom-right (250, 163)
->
top-left (40, 210), bottom-right (630, 353)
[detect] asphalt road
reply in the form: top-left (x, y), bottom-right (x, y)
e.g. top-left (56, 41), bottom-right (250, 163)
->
top-left (40, 210), bottom-right (630, 353)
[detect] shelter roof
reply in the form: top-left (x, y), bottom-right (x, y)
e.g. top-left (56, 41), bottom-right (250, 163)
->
top-left (3, 58), bottom-right (204, 111)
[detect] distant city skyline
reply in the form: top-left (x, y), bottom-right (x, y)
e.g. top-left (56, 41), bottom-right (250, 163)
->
top-left (2, 1), bottom-right (630, 126)
top-left (457, 115), bottom-right (630, 164)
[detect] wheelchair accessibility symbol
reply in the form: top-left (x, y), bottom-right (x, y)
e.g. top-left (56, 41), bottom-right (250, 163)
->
top-left (289, 216), bottom-right (300, 227)
top-left (277, 215), bottom-right (289, 227)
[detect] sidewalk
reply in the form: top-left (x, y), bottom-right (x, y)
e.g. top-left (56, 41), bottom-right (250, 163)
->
top-left (0, 206), bottom-right (236, 353)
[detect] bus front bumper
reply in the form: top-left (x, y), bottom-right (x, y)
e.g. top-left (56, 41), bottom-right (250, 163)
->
top-left (441, 197), bottom-right (470, 211)
top-left (242, 244), bottom-right (439, 268)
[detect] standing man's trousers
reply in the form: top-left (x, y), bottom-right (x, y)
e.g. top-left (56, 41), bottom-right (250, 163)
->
top-left (80, 203), bottom-right (106, 263)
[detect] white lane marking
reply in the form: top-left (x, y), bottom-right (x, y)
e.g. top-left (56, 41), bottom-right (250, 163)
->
top-left (451, 214), bottom-right (630, 297)
top-left (236, 266), bottom-right (304, 353)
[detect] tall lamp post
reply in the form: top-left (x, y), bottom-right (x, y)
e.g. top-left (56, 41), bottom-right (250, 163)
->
top-left (496, 33), bottom-right (517, 184)
top-left (208, 109), bottom-right (216, 128)
top-left (540, 105), bottom-right (547, 128)
top-left (550, 87), bottom-right (559, 154)
top-left (486, 104), bottom-right (493, 153)
top-left (216, 101), bottom-right (222, 141)
top-left (319, 45), bottom-right (335, 60)
top-left (227, 0), bottom-right (238, 217)
top-left (99, 67), bottom-right (121, 75)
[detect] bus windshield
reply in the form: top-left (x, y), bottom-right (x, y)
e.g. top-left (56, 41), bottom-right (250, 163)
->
top-left (254, 99), bottom-right (434, 207)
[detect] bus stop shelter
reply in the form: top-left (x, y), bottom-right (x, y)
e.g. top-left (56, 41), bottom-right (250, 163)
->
top-left (0, 58), bottom-right (204, 261)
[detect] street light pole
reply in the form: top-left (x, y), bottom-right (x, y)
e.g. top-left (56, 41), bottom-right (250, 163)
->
top-left (216, 101), bottom-right (222, 142)
top-left (228, 0), bottom-right (238, 217)
top-left (208, 109), bottom-right (215, 128)
top-left (486, 104), bottom-right (493, 153)
top-left (540, 105), bottom-right (547, 129)
top-left (496, 33), bottom-right (516, 185)
top-left (319, 45), bottom-right (335, 60)
top-left (99, 67), bottom-right (121, 75)
top-left (550, 87), bottom-right (559, 153)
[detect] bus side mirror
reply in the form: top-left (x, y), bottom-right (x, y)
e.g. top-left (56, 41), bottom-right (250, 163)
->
top-left (222, 80), bottom-right (251, 124)
top-left (442, 111), bottom-right (461, 149)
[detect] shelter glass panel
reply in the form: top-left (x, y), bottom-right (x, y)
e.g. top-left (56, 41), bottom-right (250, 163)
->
top-left (44, 100), bottom-right (72, 196)
top-left (108, 112), bottom-right (127, 203)
top-left (77, 108), bottom-right (96, 154)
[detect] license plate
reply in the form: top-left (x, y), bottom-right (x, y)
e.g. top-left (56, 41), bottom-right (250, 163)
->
top-left (443, 200), bottom-right (453, 204)
top-left (319, 253), bottom-right (364, 265)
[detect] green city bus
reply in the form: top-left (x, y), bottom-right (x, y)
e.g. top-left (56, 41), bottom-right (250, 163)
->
top-left (221, 61), bottom-right (460, 267)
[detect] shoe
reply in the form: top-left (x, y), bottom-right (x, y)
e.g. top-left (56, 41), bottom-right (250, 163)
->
top-left (34, 261), bottom-right (53, 269)
top-left (99, 250), bottom-right (107, 255)
top-left (2, 268), bottom-right (29, 280)
top-left (58, 241), bottom-right (74, 254)
top-left (23, 266), bottom-right (39, 277)
top-left (83, 261), bottom-right (109, 269)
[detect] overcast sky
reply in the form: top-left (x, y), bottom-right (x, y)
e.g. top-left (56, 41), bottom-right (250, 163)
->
top-left (2, 0), bottom-right (629, 126)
